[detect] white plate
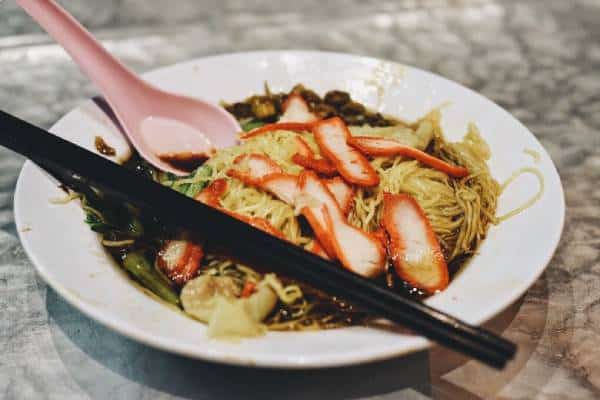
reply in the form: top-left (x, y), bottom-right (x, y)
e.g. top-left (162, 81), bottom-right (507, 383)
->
top-left (14, 51), bottom-right (565, 368)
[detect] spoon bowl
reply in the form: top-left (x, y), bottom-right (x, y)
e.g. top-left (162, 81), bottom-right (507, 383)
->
top-left (105, 79), bottom-right (240, 174)
top-left (17, 0), bottom-right (240, 175)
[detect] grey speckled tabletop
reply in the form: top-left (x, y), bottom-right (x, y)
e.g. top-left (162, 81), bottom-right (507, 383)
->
top-left (1, 0), bottom-right (599, 399)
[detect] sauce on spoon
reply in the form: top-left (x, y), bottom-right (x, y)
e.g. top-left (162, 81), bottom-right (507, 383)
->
top-left (140, 116), bottom-right (215, 173)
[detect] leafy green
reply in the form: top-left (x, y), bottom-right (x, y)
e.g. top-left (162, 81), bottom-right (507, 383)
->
top-left (77, 154), bottom-right (215, 308)
top-left (122, 252), bottom-right (180, 305)
top-left (173, 183), bottom-right (191, 195)
top-left (183, 165), bottom-right (213, 198)
top-left (84, 211), bottom-right (108, 233)
top-left (81, 189), bottom-right (146, 241)
top-left (241, 119), bottom-right (265, 132)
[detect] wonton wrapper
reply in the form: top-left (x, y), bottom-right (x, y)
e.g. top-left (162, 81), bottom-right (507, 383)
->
top-left (181, 275), bottom-right (278, 339)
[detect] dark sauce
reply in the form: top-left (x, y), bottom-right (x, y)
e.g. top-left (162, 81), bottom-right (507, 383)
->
top-left (122, 153), bottom-right (158, 181)
top-left (159, 152), bottom-right (208, 173)
top-left (379, 264), bottom-right (428, 300)
top-left (94, 136), bottom-right (116, 156)
top-left (448, 253), bottom-right (471, 277)
top-left (269, 281), bottom-right (372, 328)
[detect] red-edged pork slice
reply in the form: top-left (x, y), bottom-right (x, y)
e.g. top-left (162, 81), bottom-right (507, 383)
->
top-left (260, 173), bottom-right (301, 205)
top-left (157, 240), bottom-right (205, 286)
top-left (382, 193), bottom-right (449, 294)
top-left (372, 228), bottom-right (388, 248)
top-left (297, 171), bottom-right (341, 229)
top-left (293, 135), bottom-right (313, 158)
top-left (279, 94), bottom-right (318, 123)
top-left (312, 117), bottom-right (379, 186)
top-left (349, 136), bottom-right (469, 178)
top-left (291, 153), bottom-right (338, 177)
top-left (195, 178), bottom-right (228, 207)
top-left (291, 135), bottom-right (338, 176)
top-left (324, 176), bottom-right (355, 215)
top-left (296, 171), bottom-right (339, 258)
top-left (321, 206), bottom-right (385, 278)
top-left (227, 153), bottom-right (283, 185)
top-left (240, 122), bottom-right (314, 140)
top-left (308, 240), bottom-right (331, 260)
top-left (299, 171), bottom-right (385, 276)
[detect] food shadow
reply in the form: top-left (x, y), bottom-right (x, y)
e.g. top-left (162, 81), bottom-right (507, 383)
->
top-left (46, 287), bottom-right (433, 400)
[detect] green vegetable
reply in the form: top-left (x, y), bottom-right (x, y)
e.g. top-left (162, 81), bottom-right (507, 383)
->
top-left (184, 183), bottom-right (203, 197)
top-left (164, 165), bottom-right (213, 198)
top-left (173, 183), bottom-right (191, 195)
top-left (82, 196), bottom-right (146, 239)
top-left (241, 119), bottom-right (266, 132)
top-left (184, 165), bottom-right (213, 197)
top-left (84, 211), bottom-right (107, 233)
top-left (122, 252), bottom-right (180, 306)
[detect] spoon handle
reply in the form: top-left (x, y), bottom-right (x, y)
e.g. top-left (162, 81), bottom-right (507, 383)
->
top-left (16, 0), bottom-right (147, 116)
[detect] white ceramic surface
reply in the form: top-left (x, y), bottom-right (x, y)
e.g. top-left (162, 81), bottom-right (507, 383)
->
top-left (14, 51), bottom-right (565, 368)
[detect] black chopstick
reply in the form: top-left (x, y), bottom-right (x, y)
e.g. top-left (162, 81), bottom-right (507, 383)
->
top-left (0, 110), bottom-right (516, 368)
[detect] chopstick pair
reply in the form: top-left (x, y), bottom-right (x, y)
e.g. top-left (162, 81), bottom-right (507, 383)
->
top-left (0, 109), bottom-right (516, 368)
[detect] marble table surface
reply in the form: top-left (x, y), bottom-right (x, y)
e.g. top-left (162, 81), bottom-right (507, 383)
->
top-left (1, 0), bottom-right (599, 398)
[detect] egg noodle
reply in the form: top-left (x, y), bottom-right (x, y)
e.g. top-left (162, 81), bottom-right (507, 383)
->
top-left (157, 109), bottom-right (510, 331)
top-left (78, 85), bottom-right (544, 336)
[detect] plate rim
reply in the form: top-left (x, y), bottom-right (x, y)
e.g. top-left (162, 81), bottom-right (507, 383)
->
top-left (13, 50), bottom-right (566, 368)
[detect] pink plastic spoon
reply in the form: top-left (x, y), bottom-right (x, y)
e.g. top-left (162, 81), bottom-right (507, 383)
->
top-left (17, 0), bottom-right (240, 175)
